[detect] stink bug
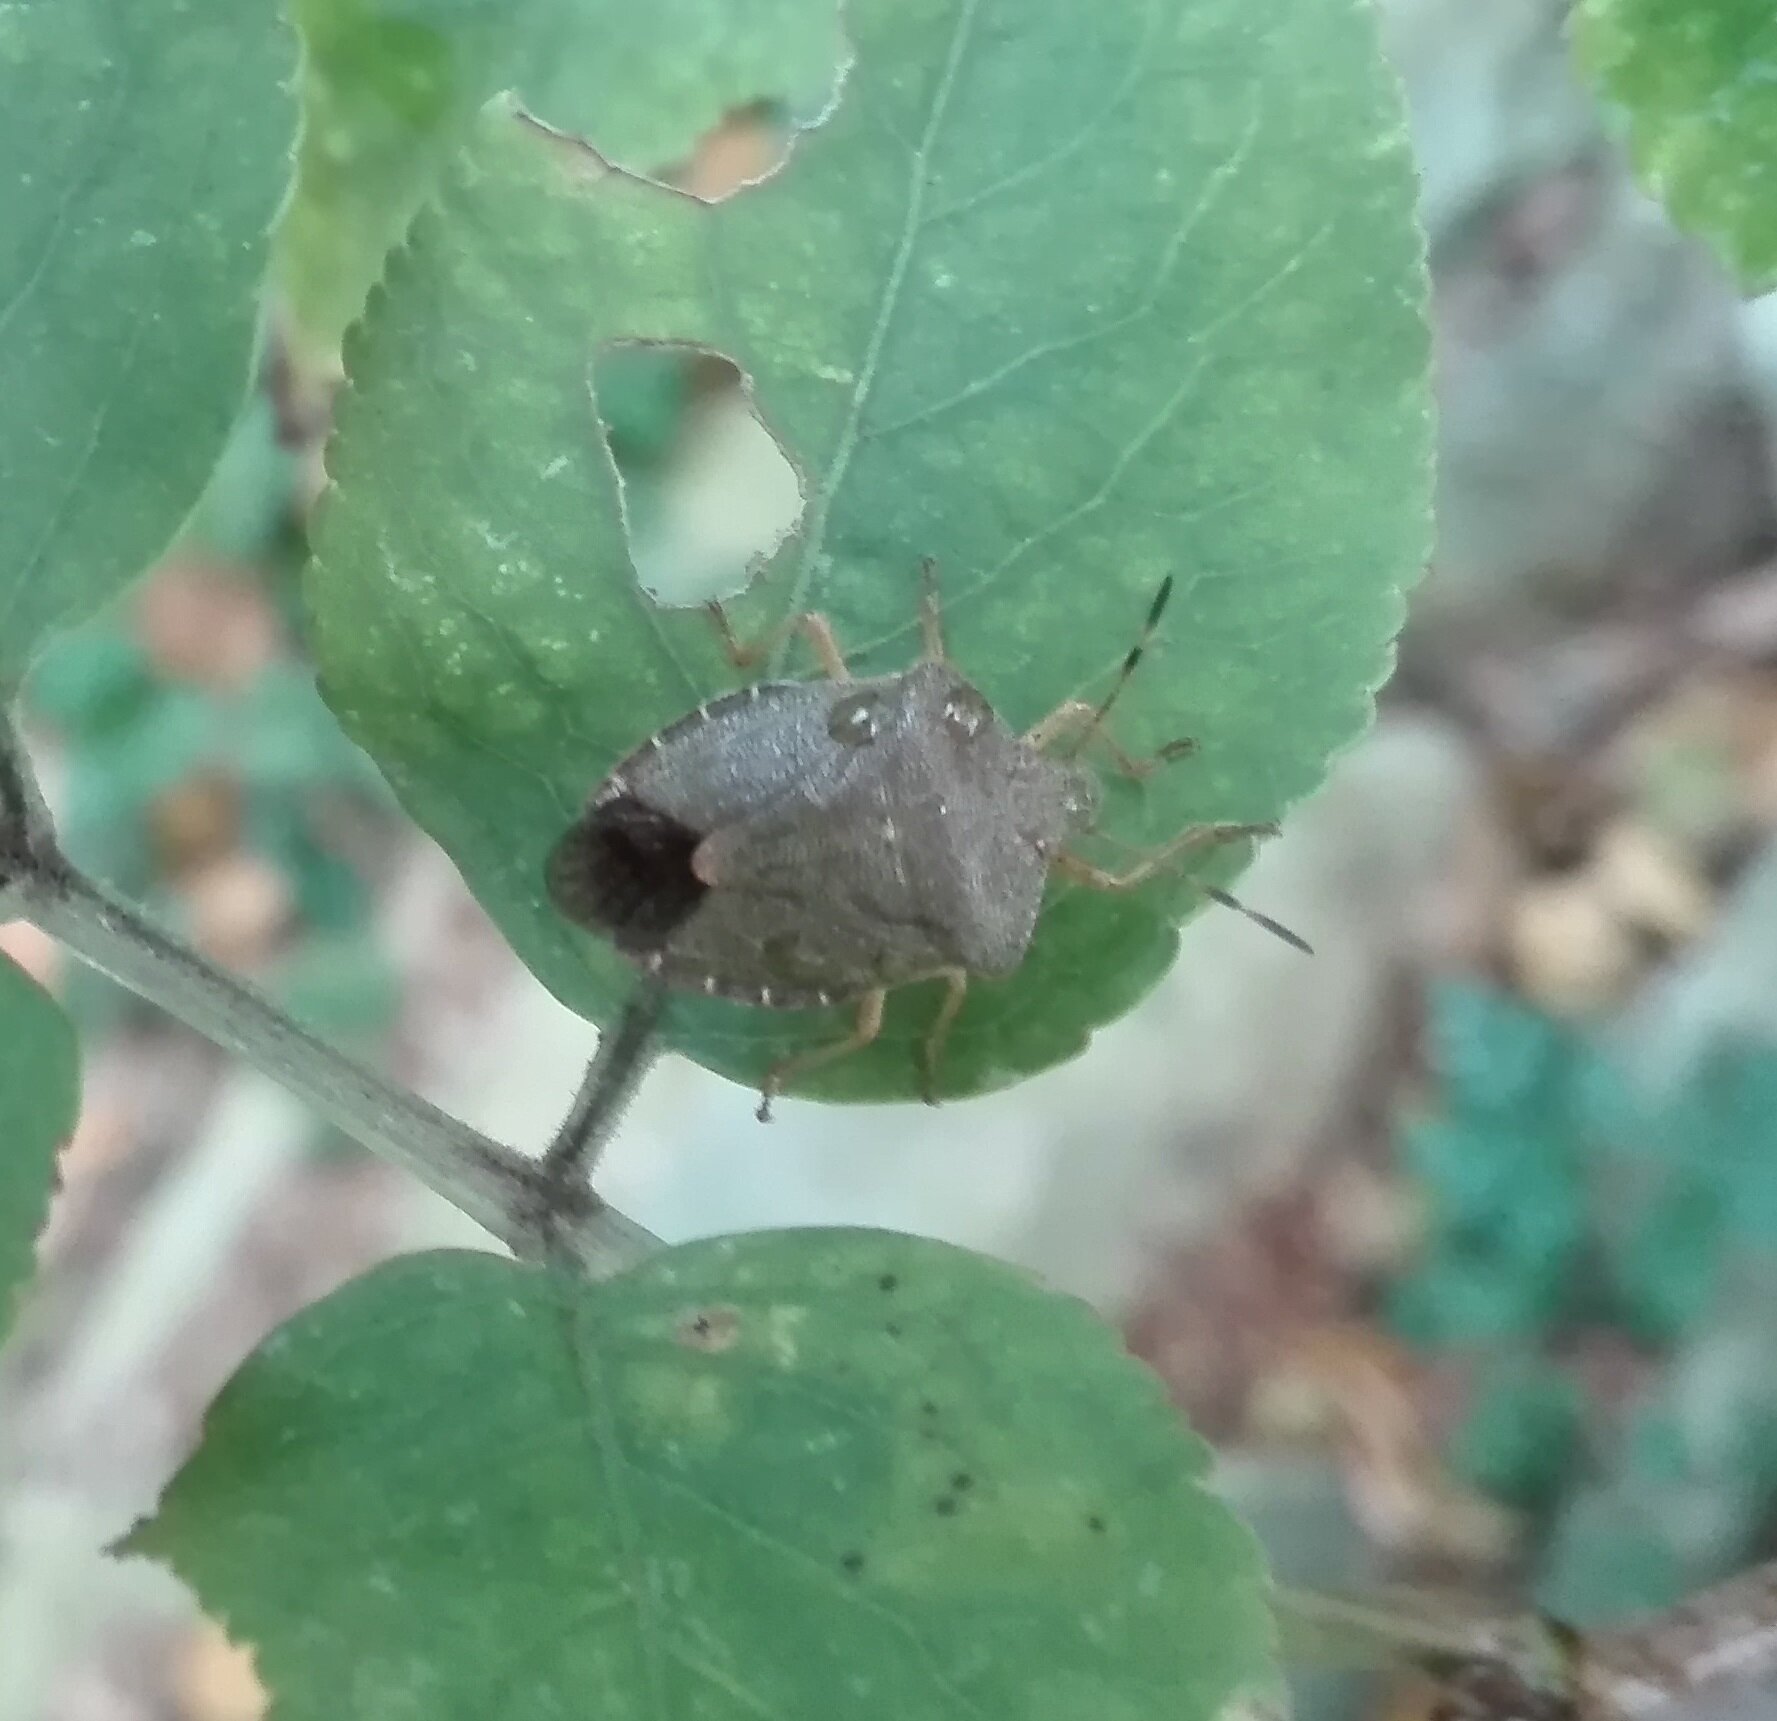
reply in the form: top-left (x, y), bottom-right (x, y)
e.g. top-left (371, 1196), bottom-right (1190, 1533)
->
top-left (547, 560), bottom-right (1304, 1119)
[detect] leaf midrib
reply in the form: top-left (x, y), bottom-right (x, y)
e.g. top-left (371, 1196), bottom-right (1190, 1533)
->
top-left (768, 0), bottom-right (984, 673)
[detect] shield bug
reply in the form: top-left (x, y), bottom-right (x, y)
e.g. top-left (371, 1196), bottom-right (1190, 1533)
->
top-left (546, 560), bottom-right (1306, 1120)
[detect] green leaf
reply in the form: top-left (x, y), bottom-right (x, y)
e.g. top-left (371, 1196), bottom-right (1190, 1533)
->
top-left (1535, 1482), bottom-right (1685, 1628)
top-left (1423, 982), bottom-right (1578, 1126)
top-left (0, 0), bottom-right (296, 692)
top-left (0, 954), bottom-right (79, 1342)
top-left (24, 629), bottom-right (159, 742)
top-left (179, 388), bottom-right (306, 567)
top-left (134, 1232), bottom-right (1278, 1720)
top-left (306, 0), bottom-right (1431, 1104)
top-left (1611, 1180), bottom-right (1725, 1344)
top-left (281, 0), bottom-right (843, 352)
top-left (1448, 1353), bottom-right (1583, 1513)
top-left (1576, 0), bottom-right (1777, 290)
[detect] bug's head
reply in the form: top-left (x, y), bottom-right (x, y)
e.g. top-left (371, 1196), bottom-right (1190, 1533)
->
top-left (898, 661), bottom-right (1012, 745)
top-left (545, 793), bottom-right (708, 955)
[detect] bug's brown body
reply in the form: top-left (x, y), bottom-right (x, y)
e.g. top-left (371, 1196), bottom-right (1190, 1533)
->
top-left (547, 662), bottom-right (1097, 1009)
top-left (546, 562), bottom-right (1295, 1118)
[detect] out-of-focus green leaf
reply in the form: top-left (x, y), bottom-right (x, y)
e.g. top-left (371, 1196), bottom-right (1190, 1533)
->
top-left (24, 631), bottom-right (158, 741)
top-left (0, 0), bottom-right (295, 690)
top-left (1614, 1182), bottom-right (1726, 1344)
top-left (1577, 0), bottom-right (1777, 290)
top-left (0, 956), bottom-right (79, 1342)
top-left (1535, 1483), bottom-right (1685, 1627)
top-left (280, 0), bottom-right (843, 351)
top-left (1423, 982), bottom-right (1574, 1124)
top-left (180, 390), bottom-right (305, 567)
top-left (1449, 1354), bottom-right (1583, 1512)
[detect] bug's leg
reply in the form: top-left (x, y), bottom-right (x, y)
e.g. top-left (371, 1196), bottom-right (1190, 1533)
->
top-left (1025, 699), bottom-right (1196, 779)
top-left (756, 989), bottom-right (887, 1122)
top-left (1054, 826), bottom-right (1312, 953)
top-left (1053, 822), bottom-right (1276, 891)
top-left (917, 556), bottom-right (947, 662)
top-left (1023, 699), bottom-right (1094, 752)
top-left (918, 968), bottom-right (969, 1105)
top-left (1100, 734), bottom-right (1197, 780)
top-left (705, 603), bottom-right (851, 681)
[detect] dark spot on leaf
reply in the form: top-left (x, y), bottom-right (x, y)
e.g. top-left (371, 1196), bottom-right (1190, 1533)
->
top-left (675, 1305), bottom-right (741, 1352)
top-left (950, 1471), bottom-right (972, 1491)
top-left (878, 1273), bottom-right (898, 1292)
top-left (885, 1321), bottom-right (902, 1338)
top-left (935, 1495), bottom-right (959, 1517)
top-left (840, 1551), bottom-right (865, 1575)
top-left (1087, 1514), bottom-right (1106, 1534)
top-left (920, 1399), bottom-right (938, 1417)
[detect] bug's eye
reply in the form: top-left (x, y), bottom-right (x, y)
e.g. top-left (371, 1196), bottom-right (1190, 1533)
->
top-left (943, 685), bottom-right (992, 741)
top-left (827, 691), bottom-right (883, 747)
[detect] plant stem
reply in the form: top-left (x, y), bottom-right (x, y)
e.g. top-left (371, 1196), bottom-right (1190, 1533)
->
top-left (24, 864), bottom-right (653, 1271)
top-left (542, 976), bottom-right (670, 1188)
top-left (0, 737), bottom-right (57, 912)
top-left (0, 715), bottom-right (658, 1272)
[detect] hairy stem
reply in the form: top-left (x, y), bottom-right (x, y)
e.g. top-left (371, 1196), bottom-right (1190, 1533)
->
top-left (543, 976), bottom-right (670, 1188)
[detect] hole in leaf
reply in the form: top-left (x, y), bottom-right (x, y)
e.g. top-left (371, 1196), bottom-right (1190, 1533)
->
top-left (659, 98), bottom-right (799, 201)
top-left (647, 15), bottom-right (851, 201)
top-left (593, 344), bottom-right (804, 609)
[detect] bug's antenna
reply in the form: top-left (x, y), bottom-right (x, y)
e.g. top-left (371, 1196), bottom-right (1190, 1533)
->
top-left (1063, 576), bottom-right (1174, 757)
top-left (1202, 883), bottom-right (1314, 954)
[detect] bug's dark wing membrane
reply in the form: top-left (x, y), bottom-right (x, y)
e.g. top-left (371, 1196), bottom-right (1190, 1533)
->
top-left (545, 796), bottom-right (705, 951)
top-left (547, 680), bottom-right (876, 963)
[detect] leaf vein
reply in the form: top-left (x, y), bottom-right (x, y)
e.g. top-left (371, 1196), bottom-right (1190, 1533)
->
top-left (952, 221), bottom-right (1334, 613)
top-left (625, 1461), bottom-right (994, 1720)
top-left (0, 68), bottom-right (129, 341)
top-left (770, 0), bottom-right (985, 665)
top-left (863, 95), bottom-right (1262, 445)
top-left (922, 0), bottom-right (1162, 229)
top-left (664, 1643), bottom-right (782, 1719)
top-left (0, 97), bottom-right (207, 664)
top-left (555, 1287), bottom-right (674, 1721)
